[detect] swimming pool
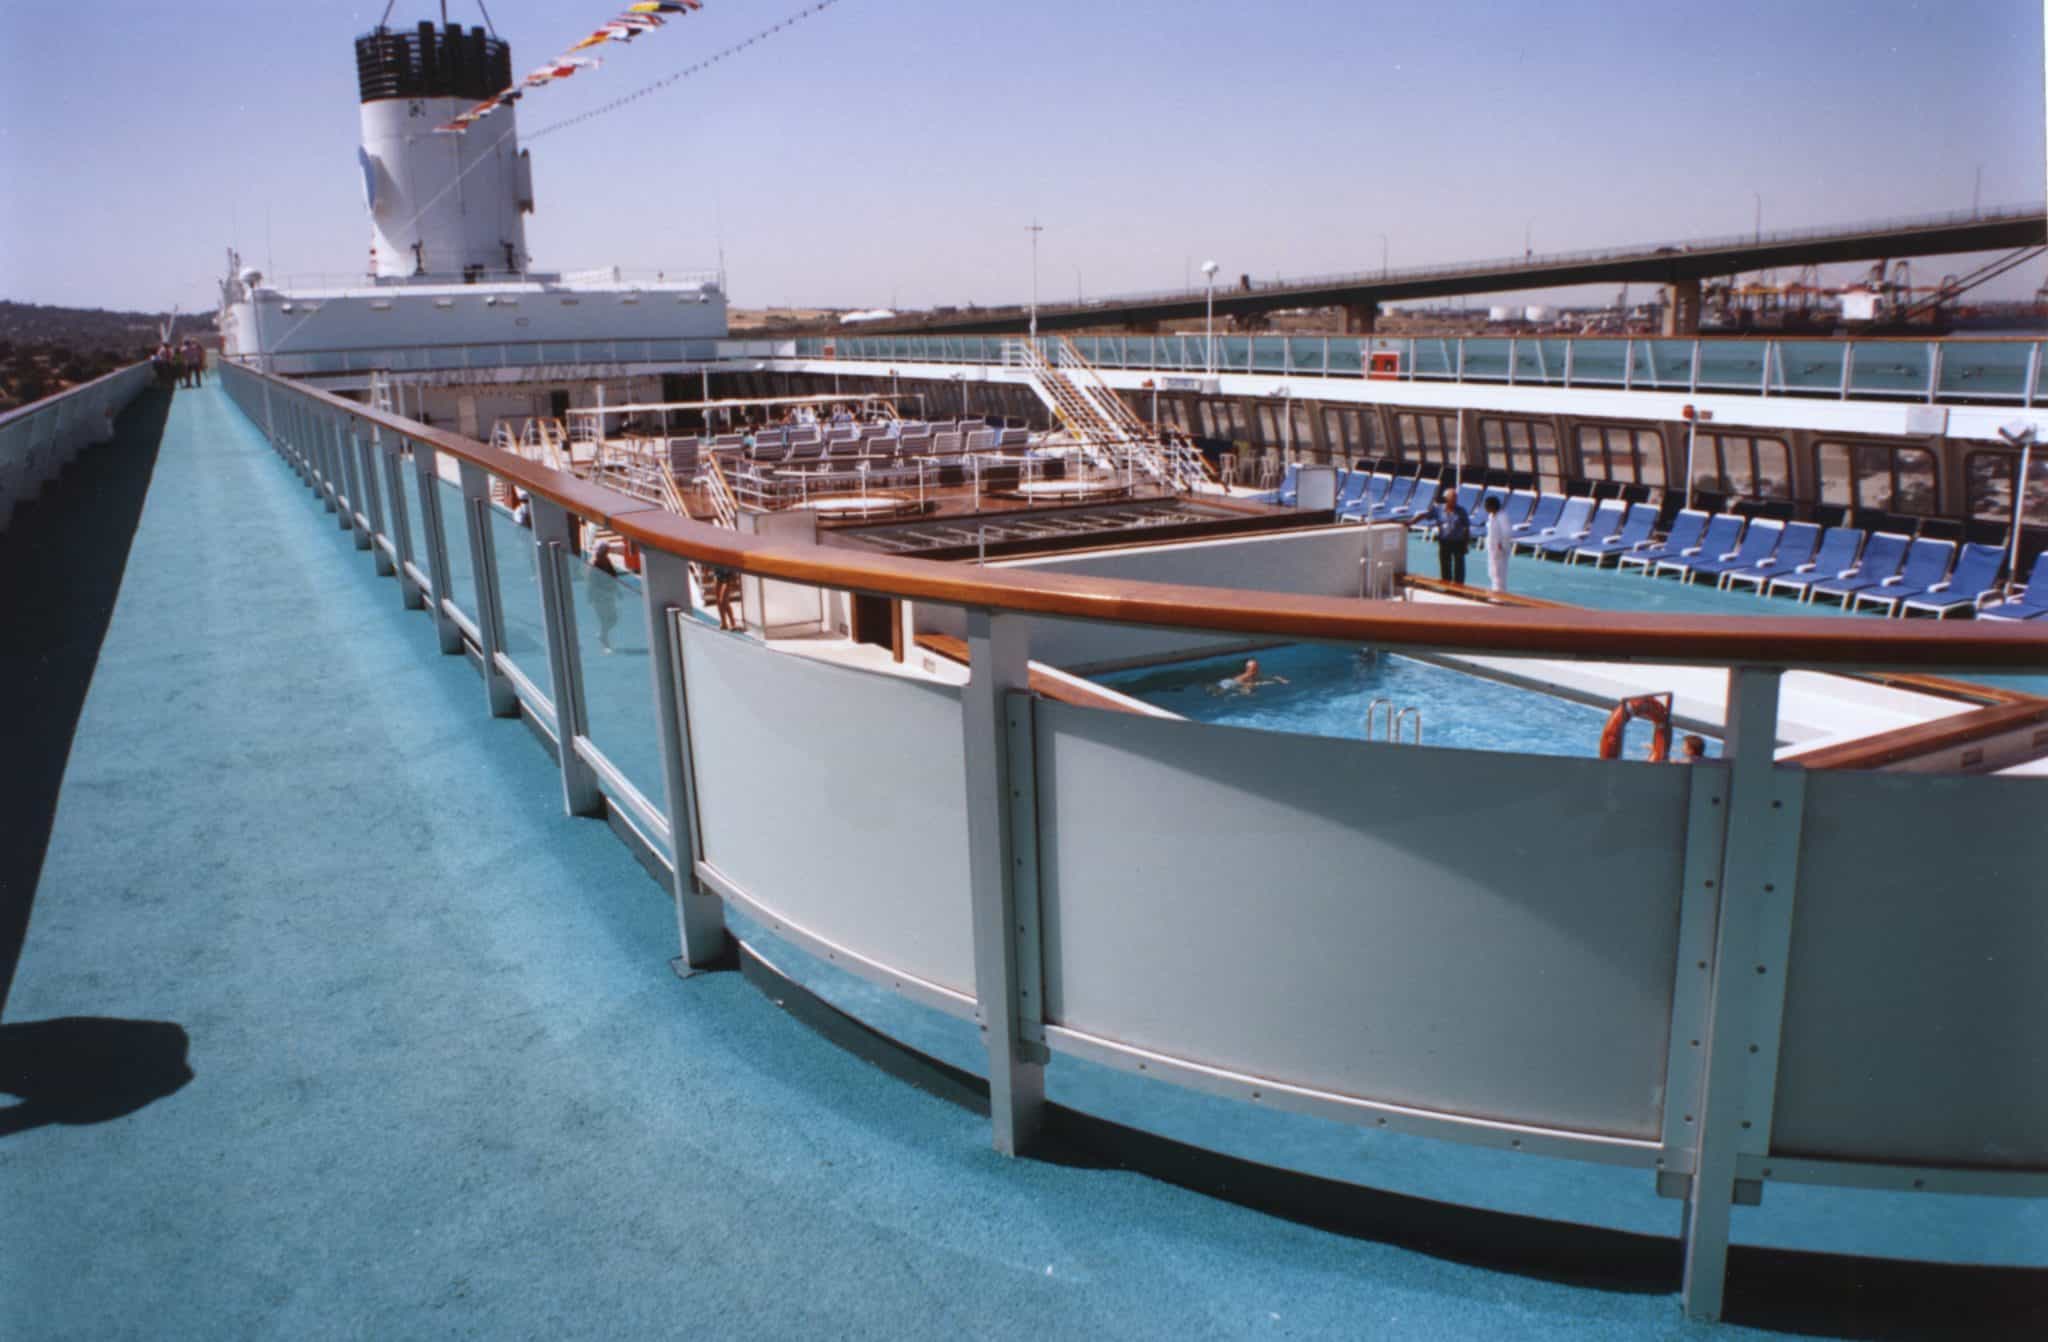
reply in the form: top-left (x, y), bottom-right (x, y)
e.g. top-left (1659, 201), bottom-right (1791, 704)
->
top-left (1101, 643), bottom-right (1710, 760)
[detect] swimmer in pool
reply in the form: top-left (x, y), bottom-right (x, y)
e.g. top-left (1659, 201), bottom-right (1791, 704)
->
top-left (1214, 658), bottom-right (1289, 694)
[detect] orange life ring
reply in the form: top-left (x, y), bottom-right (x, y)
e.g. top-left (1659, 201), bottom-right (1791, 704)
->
top-left (1599, 693), bottom-right (1673, 762)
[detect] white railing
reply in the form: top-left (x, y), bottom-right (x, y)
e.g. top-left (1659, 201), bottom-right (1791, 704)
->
top-left (0, 362), bottom-right (154, 532)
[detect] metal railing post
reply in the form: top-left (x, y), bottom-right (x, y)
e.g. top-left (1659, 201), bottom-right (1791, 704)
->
top-left (1925, 341), bottom-right (1943, 404)
top-left (377, 427), bottom-right (426, 609)
top-left (1680, 667), bottom-right (1808, 1322)
top-left (334, 411), bottom-right (370, 546)
top-left (352, 422), bottom-right (395, 575)
top-left (409, 437), bottom-right (465, 654)
top-left (457, 460), bottom-right (520, 718)
top-left (2026, 341), bottom-right (2042, 409)
top-left (640, 549), bottom-right (727, 970)
top-left (530, 498), bottom-right (603, 817)
top-left (961, 608), bottom-right (1046, 1156)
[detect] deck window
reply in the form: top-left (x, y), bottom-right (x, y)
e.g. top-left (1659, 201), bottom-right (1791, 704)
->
top-left (1576, 425), bottom-right (1663, 485)
top-left (1396, 411), bottom-right (1456, 465)
top-left (1819, 440), bottom-right (1938, 513)
top-left (1694, 433), bottom-right (1792, 501)
top-left (1965, 449), bottom-right (2048, 525)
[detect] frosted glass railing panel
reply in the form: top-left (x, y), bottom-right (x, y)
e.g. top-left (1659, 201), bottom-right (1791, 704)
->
top-left (1217, 336), bottom-right (1251, 373)
top-left (1937, 342), bottom-right (2031, 399)
top-left (435, 475), bottom-right (477, 623)
top-left (1287, 337), bottom-right (1326, 373)
top-left (485, 503), bottom-right (551, 708)
top-left (1695, 340), bottom-right (1764, 390)
top-left (1326, 339), bottom-right (1364, 375)
top-left (1459, 339), bottom-right (1511, 380)
top-left (1775, 771), bottom-right (2048, 1167)
top-left (1252, 337), bottom-right (1288, 371)
top-left (568, 550), bottom-right (666, 827)
top-left (1570, 339), bottom-right (1629, 383)
top-left (1035, 705), bottom-right (1689, 1139)
top-left (680, 621), bottom-right (976, 997)
top-left (1848, 341), bottom-right (1932, 395)
top-left (1777, 343), bottom-right (1845, 393)
top-left (1516, 340), bottom-right (1566, 382)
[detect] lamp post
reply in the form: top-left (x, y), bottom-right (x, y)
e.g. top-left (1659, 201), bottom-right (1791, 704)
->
top-left (1201, 259), bottom-right (1219, 376)
top-left (2000, 420), bottom-right (2036, 584)
top-left (1753, 192), bottom-right (1762, 245)
top-left (1378, 233), bottom-right (1389, 278)
top-left (1027, 219), bottom-right (1044, 341)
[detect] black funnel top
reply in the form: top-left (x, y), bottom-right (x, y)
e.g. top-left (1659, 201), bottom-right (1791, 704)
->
top-left (355, 22), bottom-right (512, 103)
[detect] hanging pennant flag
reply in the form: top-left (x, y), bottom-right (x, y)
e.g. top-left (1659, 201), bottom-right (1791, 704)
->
top-left (441, 1), bottom-right (720, 133)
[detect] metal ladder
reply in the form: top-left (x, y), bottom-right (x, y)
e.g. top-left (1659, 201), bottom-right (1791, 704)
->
top-left (1364, 699), bottom-right (1423, 744)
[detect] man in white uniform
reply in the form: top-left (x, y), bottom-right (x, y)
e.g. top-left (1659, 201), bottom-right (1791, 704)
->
top-left (1483, 495), bottom-right (1512, 593)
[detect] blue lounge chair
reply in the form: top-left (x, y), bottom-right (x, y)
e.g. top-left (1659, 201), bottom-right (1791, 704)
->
top-left (1570, 502), bottom-right (1660, 565)
top-left (1539, 499), bottom-right (1626, 557)
top-left (1502, 491), bottom-right (1539, 529)
top-left (1900, 543), bottom-right (2006, 618)
top-left (1339, 473), bottom-right (1393, 520)
top-left (1765, 526), bottom-right (1864, 600)
top-left (1367, 476), bottom-right (1417, 520)
top-left (1617, 510), bottom-right (1707, 575)
top-left (1382, 478), bottom-right (1437, 524)
top-left (1333, 470), bottom-right (1369, 514)
top-left (1721, 521), bottom-right (1820, 592)
top-left (1684, 518), bottom-right (1783, 585)
top-left (1807, 531), bottom-right (1910, 606)
top-left (1515, 496), bottom-right (1595, 555)
top-left (1514, 494), bottom-right (1564, 536)
top-left (1653, 513), bottom-right (1743, 579)
top-left (1276, 464), bottom-right (1301, 507)
top-left (1975, 550), bottom-right (2048, 621)
top-left (1853, 538), bottom-right (1958, 615)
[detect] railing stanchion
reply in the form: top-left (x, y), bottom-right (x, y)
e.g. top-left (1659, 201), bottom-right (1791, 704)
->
top-left (410, 437), bottom-right (465, 655)
top-left (458, 460), bottom-right (520, 718)
top-left (532, 498), bottom-right (603, 817)
top-left (377, 426), bottom-right (425, 608)
top-left (353, 422), bottom-right (395, 576)
top-left (640, 549), bottom-right (728, 971)
top-left (1680, 667), bottom-right (1808, 1322)
top-left (960, 608), bottom-right (1046, 1156)
top-left (335, 412), bottom-right (370, 547)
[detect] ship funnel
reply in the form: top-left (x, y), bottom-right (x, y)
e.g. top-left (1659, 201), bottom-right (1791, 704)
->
top-left (353, 19), bottom-right (531, 280)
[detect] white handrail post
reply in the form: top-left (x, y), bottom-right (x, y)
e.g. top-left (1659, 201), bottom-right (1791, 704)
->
top-left (530, 497), bottom-right (604, 817)
top-left (334, 412), bottom-right (370, 546)
top-left (642, 549), bottom-right (728, 971)
top-left (961, 608), bottom-right (1046, 1155)
top-left (458, 459), bottom-right (520, 719)
top-left (1680, 667), bottom-right (1807, 1321)
top-left (376, 425), bottom-right (426, 609)
top-left (409, 436), bottom-right (466, 655)
top-left (352, 422), bottom-right (395, 575)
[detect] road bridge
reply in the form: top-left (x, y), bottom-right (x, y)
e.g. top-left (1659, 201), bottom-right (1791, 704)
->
top-left (853, 206), bottom-right (2047, 338)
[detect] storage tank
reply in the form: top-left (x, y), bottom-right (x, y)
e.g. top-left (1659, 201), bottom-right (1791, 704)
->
top-left (355, 21), bottom-right (531, 279)
top-left (1486, 305), bottom-right (1518, 323)
top-left (1523, 304), bottom-right (1557, 324)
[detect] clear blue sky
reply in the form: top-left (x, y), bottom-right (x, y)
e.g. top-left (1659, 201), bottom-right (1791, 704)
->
top-left (2, 0), bottom-right (2042, 314)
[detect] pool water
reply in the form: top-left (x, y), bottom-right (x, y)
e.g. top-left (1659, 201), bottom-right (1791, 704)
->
top-left (1102, 644), bottom-right (1709, 760)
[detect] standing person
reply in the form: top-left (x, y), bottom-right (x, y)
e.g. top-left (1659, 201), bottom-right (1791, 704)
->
top-left (587, 543), bottom-right (621, 654)
top-left (1483, 494), bottom-right (1513, 593)
top-left (189, 340), bottom-right (206, 387)
top-left (1434, 490), bottom-right (1471, 585)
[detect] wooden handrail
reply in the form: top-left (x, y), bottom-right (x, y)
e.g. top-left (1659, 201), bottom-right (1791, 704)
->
top-left (229, 363), bottom-right (2048, 672)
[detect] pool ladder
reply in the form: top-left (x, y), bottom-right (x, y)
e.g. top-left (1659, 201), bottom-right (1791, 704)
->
top-left (1365, 699), bottom-right (1423, 745)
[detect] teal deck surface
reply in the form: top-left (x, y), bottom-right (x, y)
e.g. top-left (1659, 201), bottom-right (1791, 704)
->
top-left (4, 383), bottom-right (2040, 1339)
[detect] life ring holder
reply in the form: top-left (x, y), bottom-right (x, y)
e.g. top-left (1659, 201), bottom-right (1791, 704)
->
top-left (1599, 692), bottom-right (1674, 762)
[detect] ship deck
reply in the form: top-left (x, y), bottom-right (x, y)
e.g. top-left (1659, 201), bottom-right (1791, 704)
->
top-left (3, 381), bottom-right (2041, 1338)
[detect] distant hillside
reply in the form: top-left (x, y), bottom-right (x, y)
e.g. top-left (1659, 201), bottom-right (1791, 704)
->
top-left (0, 301), bottom-right (214, 410)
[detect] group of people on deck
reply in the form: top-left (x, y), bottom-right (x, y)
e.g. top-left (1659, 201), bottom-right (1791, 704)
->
top-left (152, 339), bottom-right (206, 390)
top-left (1429, 488), bottom-right (1511, 593)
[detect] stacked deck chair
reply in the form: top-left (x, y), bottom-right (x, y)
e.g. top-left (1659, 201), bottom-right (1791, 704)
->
top-left (1618, 510), bottom-right (1707, 574)
top-left (1570, 501), bottom-right (1659, 565)
top-left (748, 427), bottom-right (790, 465)
top-left (1852, 538), bottom-right (1959, 616)
top-left (1685, 518), bottom-right (1785, 586)
top-left (1515, 496), bottom-right (1596, 555)
top-left (1653, 513), bottom-right (1744, 579)
top-left (1539, 498), bottom-right (1626, 558)
top-left (1764, 526), bottom-right (1864, 600)
top-left (1899, 543), bottom-right (2006, 618)
top-left (1806, 531), bottom-right (1910, 605)
top-left (1722, 521), bottom-right (1820, 592)
top-left (1973, 550), bottom-right (2048, 621)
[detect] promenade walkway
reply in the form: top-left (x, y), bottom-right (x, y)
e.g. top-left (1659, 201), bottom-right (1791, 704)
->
top-left (1, 382), bottom-right (2036, 1339)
